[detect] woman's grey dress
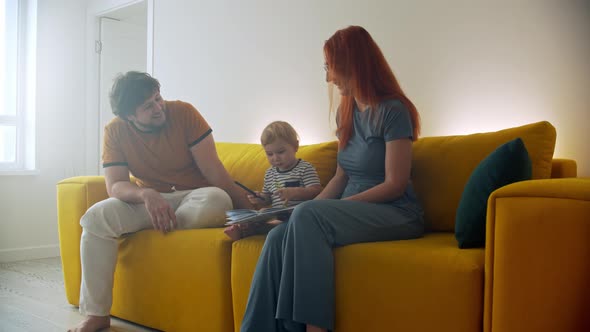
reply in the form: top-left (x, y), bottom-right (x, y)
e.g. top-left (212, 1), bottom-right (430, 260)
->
top-left (240, 99), bottom-right (424, 332)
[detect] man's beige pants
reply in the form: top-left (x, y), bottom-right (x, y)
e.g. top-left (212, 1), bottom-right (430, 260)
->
top-left (78, 187), bottom-right (232, 316)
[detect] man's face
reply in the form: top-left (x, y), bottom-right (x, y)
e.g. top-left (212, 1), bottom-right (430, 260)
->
top-left (127, 91), bottom-right (166, 131)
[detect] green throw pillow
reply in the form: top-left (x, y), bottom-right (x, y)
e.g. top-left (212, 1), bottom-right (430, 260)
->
top-left (455, 138), bottom-right (532, 248)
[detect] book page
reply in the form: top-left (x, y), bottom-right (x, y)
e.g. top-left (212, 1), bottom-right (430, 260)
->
top-left (225, 206), bottom-right (295, 225)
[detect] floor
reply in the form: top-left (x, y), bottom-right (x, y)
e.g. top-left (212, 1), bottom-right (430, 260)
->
top-left (0, 257), bottom-right (157, 332)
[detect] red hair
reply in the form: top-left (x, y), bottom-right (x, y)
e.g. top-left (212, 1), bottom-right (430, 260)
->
top-left (324, 26), bottom-right (421, 147)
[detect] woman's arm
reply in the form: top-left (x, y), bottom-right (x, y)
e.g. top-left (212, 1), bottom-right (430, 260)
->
top-left (344, 138), bottom-right (412, 203)
top-left (315, 165), bottom-right (348, 200)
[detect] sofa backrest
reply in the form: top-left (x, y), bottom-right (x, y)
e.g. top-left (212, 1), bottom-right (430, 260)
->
top-left (216, 121), bottom-right (557, 233)
top-left (216, 141), bottom-right (338, 193)
top-left (412, 121), bottom-right (557, 232)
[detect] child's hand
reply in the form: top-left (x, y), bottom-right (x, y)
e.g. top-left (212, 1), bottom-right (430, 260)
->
top-left (275, 188), bottom-right (299, 206)
top-left (247, 192), bottom-right (263, 204)
top-left (247, 192), bottom-right (270, 207)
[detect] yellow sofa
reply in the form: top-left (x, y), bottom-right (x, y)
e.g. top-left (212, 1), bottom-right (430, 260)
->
top-left (57, 121), bottom-right (590, 332)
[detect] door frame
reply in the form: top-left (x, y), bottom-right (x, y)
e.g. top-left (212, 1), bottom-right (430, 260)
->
top-left (84, 0), bottom-right (154, 175)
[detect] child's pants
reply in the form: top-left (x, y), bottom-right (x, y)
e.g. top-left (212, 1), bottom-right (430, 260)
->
top-left (78, 187), bottom-right (232, 316)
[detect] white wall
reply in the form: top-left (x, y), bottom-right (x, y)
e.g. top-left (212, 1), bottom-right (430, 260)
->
top-left (1, 0), bottom-right (588, 261)
top-left (98, 17), bottom-right (147, 175)
top-left (0, 0), bottom-right (87, 261)
top-left (155, 0), bottom-right (589, 174)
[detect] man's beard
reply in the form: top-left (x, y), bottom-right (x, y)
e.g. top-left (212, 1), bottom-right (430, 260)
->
top-left (133, 118), bottom-right (165, 133)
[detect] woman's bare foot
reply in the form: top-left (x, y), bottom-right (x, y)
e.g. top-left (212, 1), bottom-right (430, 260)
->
top-left (224, 225), bottom-right (242, 241)
top-left (68, 315), bottom-right (110, 332)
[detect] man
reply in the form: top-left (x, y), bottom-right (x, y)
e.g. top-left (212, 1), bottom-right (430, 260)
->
top-left (70, 71), bottom-right (252, 332)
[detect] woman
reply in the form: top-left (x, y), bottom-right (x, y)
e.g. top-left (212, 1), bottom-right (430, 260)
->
top-left (241, 25), bottom-right (424, 332)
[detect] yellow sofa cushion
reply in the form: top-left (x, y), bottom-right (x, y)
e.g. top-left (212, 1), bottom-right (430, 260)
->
top-left (485, 178), bottom-right (590, 332)
top-left (57, 176), bottom-right (108, 305)
top-left (216, 141), bottom-right (338, 191)
top-left (231, 233), bottom-right (484, 332)
top-left (412, 121), bottom-right (556, 232)
top-left (455, 138), bottom-right (532, 248)
top-left (112, 229), bottom-right (234, 332)
top-left (57, 178), bottom-right (236, 332)
top-left (551, 158), bottom-right (577, 178)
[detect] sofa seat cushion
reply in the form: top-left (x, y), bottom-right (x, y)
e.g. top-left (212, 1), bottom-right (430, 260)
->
top-left (111, 228), bottom-right (234, 332)
top-left (231, 232), bottom-right (484, 332)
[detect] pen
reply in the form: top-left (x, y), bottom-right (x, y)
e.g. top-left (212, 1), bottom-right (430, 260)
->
top-left (234, 181), bottom-right (262, 199)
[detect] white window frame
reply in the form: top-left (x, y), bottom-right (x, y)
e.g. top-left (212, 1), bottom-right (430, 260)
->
top-left (0, 0), bottom-right (36, 174)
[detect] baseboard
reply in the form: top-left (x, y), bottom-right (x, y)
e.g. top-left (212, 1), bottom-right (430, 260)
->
top-left (0, 244), bottom-right (60, 263)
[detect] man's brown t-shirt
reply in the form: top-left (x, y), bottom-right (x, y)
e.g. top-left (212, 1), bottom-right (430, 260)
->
top-left (102, 100), bottom-right (212, 192)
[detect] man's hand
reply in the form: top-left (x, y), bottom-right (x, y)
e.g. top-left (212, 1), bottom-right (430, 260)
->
top-left (141, 189), bottom-right (177, 234)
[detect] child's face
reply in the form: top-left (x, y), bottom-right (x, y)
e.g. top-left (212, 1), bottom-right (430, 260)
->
top-left (264, 139), bottom-right (298, 171)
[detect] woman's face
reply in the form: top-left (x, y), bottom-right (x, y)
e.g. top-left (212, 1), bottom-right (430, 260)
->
top-left (325, 62), bottom-right (351, 96)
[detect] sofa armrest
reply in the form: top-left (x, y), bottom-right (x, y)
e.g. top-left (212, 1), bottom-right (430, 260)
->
top-left (484, 178), bottom-right (590, 332)
top-left (56, 176), bottom-right (108, 305)
top-left (550, 158), bottom-right (577, 178)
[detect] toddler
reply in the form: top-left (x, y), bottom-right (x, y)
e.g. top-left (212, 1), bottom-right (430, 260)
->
top-left (224, 121), bottom-right (322, 240)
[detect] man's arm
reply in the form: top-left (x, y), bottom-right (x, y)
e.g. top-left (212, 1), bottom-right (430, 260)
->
top-left (190, 134), bottom-right (254, 210)
top-left (105, 166), bottom-right (176, 233)
top-left (105, 165), bottom-right (140, 202)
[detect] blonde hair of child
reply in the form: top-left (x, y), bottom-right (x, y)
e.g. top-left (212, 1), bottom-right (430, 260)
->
top-left (260, 121), bottom-right (299, 148)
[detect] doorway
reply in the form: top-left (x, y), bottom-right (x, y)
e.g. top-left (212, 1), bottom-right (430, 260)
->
top-left (88, 0), bottom-right (152, 174)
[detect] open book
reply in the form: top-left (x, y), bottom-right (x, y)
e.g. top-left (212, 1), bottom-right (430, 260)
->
top-left (225, 206), bottom-right (296, 225)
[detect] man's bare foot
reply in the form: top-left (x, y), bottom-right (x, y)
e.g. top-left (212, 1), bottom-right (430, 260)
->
top-left (224, 225), bottom-right (242, 241)
top-left (68, 315), bottom-right (110, 332)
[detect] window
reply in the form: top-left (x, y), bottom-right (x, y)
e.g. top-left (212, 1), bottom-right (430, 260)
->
top-left (0, 0), bottom-right (35, 172)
